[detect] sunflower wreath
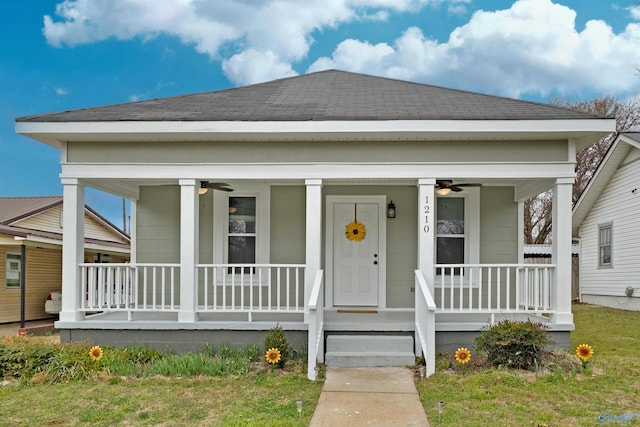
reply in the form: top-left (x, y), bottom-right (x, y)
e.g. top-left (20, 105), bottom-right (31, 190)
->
top-left (345, 221), bottom-right (366, 242)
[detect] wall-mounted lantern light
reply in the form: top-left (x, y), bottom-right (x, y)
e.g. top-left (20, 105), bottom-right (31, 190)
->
top-left (387, 200), bottom-right (396, 219)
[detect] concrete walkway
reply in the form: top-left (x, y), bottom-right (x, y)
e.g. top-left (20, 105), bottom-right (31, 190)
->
top-left (310, 367), bottom-right (430, 426)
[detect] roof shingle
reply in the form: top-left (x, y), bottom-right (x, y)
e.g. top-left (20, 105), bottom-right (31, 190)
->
top-left (16, 70), bottom-right (608, 123)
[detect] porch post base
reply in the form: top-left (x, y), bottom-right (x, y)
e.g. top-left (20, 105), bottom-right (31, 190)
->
top-left (178, 312), bottom-right (198, 323)
top-left (59, 311), bottom-right (85, 322)
top-left (550, 312), bottom-right (574, 325)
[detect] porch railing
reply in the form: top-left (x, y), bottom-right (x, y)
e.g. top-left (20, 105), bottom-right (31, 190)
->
top-left (196, 264), bottom-right (306, 319)
top-left (415, 270), bottom-right (436, 377)
top-left (79, 263), bottom-right (306, 316)
top-left (80, 263), bottom-right (180, 312)
top-left (435, 264), bottom-right (555, 314)
top-left (307, 270), bottom-right (324, 381)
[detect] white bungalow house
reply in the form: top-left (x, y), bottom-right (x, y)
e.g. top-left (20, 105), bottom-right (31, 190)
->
top-left (15, 70), bottom-right (614, 379)
top-left (572, 132), bottom-right (640, 311)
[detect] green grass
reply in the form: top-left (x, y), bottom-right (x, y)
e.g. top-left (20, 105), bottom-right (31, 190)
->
top-left (418, 303), bottom-right (640, 426)
top-left (0, 374), bottom-right (322, 426)
top-left (0, 339), bottom-right (322, 426)
top-left (1, 304), bottom-right (638, 425)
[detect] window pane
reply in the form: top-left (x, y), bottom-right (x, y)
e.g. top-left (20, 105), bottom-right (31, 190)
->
top-left (599, 225), bottom-right (612, 266)
top-left (437, 237), bottom-right (464, 275)
top-left (6, 254), bottom-right (21, 288)
top-left (437, 237), bottom-right (464, 264)
top-left (437, 198), bottom-right (464, 234)
top-left (600, 246), bottom-right (611, 265)
top-left (229, 197), bottom-right (256, 233)
top-left (228, 236), bottom-right (256, 264)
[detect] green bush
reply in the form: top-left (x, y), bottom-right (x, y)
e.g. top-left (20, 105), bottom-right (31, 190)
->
top-left (263, 324), bottom-right (290, 367)
top-left (474, 319), bottom-right (551, 369)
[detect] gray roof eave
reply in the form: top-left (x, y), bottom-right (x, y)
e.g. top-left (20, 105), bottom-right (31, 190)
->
top-left (17, 118), bottom-right (616, 150)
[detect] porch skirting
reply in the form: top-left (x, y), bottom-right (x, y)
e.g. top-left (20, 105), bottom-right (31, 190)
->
top-left (56, 310), bottom-right (573, 355)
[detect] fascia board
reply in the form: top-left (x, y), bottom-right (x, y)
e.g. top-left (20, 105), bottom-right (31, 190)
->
top-left (17, 119), bottom-right (616, 147)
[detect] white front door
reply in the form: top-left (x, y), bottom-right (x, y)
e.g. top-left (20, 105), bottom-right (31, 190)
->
top-left (332, 201), bottom-right (381, 306)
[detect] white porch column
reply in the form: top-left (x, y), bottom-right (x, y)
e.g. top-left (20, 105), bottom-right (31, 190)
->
top-left (305, 179), bottom-right (323, 321)
top-left (60, 178), bottom-right (85, 322)
top-left (417, 179), bottom-right (436, 293)
top-left (551, 178), bottom-right (574, 325)
top-left (178, 179), bottom-right (199, 323)
top-left (129, 200), bottom-right (137, 264)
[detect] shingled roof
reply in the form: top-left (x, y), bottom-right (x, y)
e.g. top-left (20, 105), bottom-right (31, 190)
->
top-left (16, 70), bottom-right (607, 123)
top-left (0, 196), bottom-right (63, 224)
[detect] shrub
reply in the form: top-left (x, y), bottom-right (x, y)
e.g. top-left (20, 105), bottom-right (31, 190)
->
top-left (474, 319), bottom-right (551, 369)
top-left (263, 324), bottom-right (290, 367)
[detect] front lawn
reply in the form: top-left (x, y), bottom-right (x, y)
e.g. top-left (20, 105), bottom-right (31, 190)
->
top-left (417, 303), bottom-right (640, 426)
top-left (1, 304), bottom-right (638, 426)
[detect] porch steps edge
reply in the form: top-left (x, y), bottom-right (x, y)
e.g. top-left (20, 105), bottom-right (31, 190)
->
top-left (324, 351), bottom-right (416, 368)
top-left (325, 334), bottom-right (415, 368)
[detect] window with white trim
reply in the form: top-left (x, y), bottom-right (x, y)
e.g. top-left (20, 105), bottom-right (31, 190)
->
top-left (598, 223), bottom-right (612, 268)
top-left (213, 184), bottom-right (270, 270)
top-left (436, 197), bottom-right (465, 275)
top-left (5, 252), bottom-right (21, 289)
top-left (228, 197), bottom-right (257, 272)
top-left (435, 189), bottom-right (479, 276)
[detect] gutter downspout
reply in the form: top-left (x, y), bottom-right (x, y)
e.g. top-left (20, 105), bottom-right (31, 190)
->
top-left (19, 244), bottom-right (26, 329)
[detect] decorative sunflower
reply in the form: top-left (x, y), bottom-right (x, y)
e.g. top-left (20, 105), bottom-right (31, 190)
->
top-left (576, 344), bottom-right (593, 361)
top-left (345, 221), bottom-right (366, 242)
top-left (454, 347), bottom-right (471, 364)
top-left (89, 345), bottom-right (103, 361)
top-left (265, 348), bottom-right (281, 365)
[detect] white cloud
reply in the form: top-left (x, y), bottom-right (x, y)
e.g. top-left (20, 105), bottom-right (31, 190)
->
top-left (309, 0), bottom-right (640, 98)
top-left (222, 49), bottom-right (297, 85)
top-left (628, 5), bottom-right (640, 20)
top-left (42, 0), bottom-right (640, 98)
top-left (43, 0), bottom-right (433, 86)
top-left (54, 87), bottom-right (68, 95)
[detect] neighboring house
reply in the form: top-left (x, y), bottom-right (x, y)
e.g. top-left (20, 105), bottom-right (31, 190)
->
top-left (0, 196), bottom-right (130, 323)
top-left (572, 132), bottom-right (640, 311)
top-left (15, 70), bottom-right (614, 379)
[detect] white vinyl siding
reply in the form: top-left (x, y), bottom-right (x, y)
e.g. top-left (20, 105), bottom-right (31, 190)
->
top-left (579, 147), bottom-right (640, 298)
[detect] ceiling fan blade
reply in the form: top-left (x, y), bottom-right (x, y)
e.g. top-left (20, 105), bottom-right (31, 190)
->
top-left (454, 183), bottom-right (482, 187)
top-left (450, 186), bottom-right (463, 192)
top-left (206, 182), bottom-right (234, 192)
top-left (210, 185), bottom-right (234, 192)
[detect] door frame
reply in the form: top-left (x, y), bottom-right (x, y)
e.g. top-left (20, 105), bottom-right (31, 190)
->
top-left (325, 195), bottom-right (387, 308)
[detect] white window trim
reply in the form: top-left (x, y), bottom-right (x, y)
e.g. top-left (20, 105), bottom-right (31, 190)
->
top-left (598, 222), bottom-right (612, 269)
top-left (435, 188), bottom-right (480, 284)
top-left (5, 251), bottom-right (22, 289)
top-left (212, 183), bottom-right (270, 281)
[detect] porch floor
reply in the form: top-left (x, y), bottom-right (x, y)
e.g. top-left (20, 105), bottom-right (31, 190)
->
top-left (55, 308), bottom-right (568, 332)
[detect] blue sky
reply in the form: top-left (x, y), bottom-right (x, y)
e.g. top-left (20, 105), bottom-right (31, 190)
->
top-left (2, 0), bottom-right (640, 229)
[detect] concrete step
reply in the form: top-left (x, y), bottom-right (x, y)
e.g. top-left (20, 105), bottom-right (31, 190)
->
top-left (325, 335), bottom-right (416, 368)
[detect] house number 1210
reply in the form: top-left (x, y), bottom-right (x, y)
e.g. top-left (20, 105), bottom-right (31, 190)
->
top-left (423, 195), bottom-right (431, 233)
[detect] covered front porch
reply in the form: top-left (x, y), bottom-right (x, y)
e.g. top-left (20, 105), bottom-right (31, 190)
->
top-left (57, 263), bottom-right (571, 379)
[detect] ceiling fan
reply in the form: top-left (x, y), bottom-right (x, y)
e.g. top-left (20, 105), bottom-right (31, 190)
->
top-left (199, 181), bottom-right (234, 194)
top-left (435, 180), bottom-right (482, 195)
